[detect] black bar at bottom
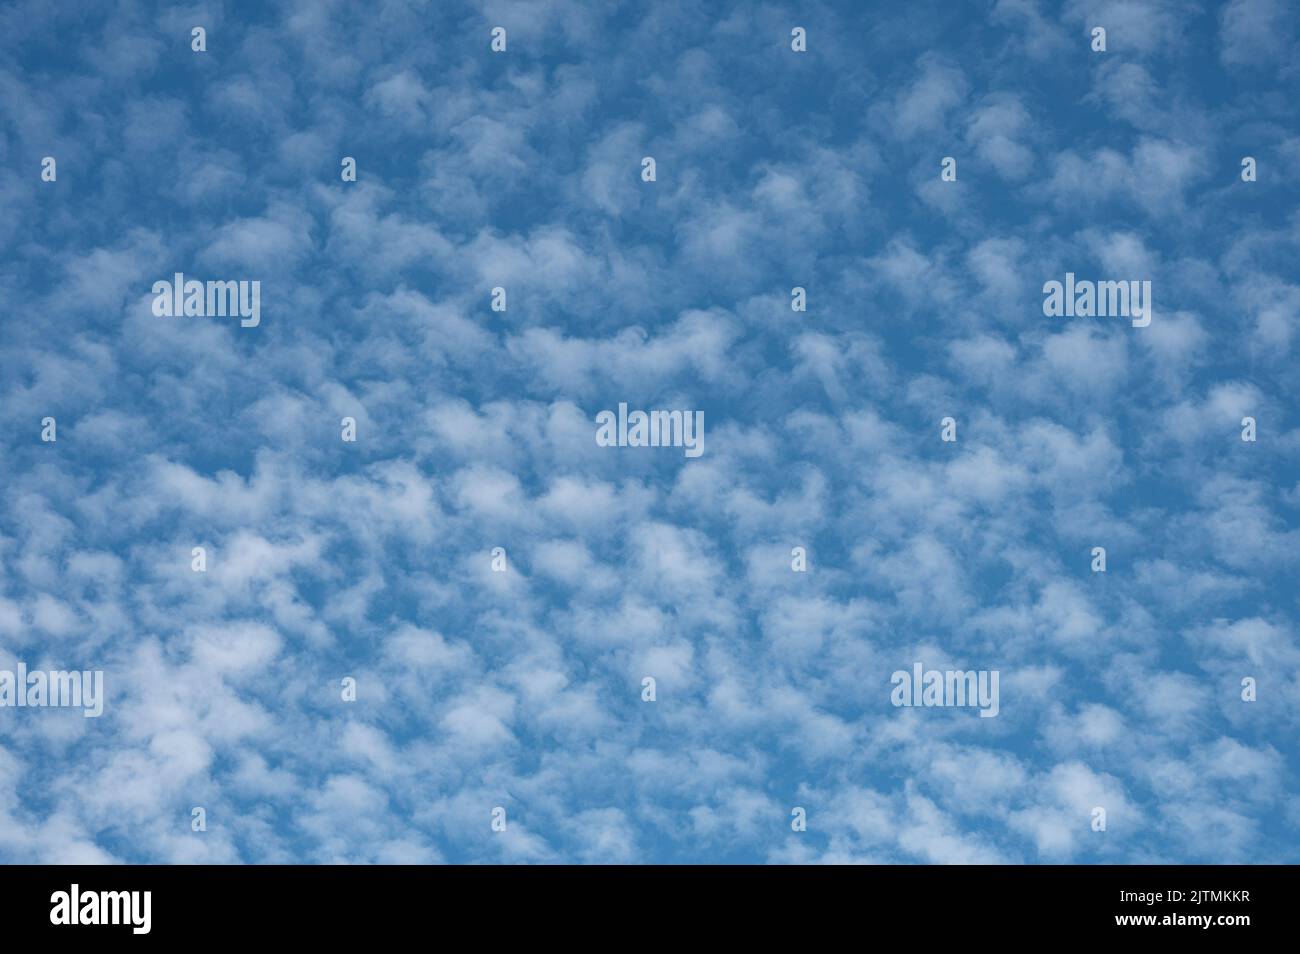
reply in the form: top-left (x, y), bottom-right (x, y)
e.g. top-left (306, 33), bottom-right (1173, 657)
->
top-left (0, 864), bottom-right (1287, 941)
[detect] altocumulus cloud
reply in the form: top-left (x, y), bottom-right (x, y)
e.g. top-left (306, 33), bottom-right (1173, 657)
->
top-left (0, 0), bottom-right (1297, 864)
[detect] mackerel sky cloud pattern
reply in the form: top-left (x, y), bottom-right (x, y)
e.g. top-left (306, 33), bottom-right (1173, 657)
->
top-left (0, 0), bottom-right (1298, 864)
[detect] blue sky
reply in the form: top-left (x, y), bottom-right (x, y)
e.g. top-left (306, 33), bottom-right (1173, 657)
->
top-left (1, 0), bottom-right (1298, 863)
